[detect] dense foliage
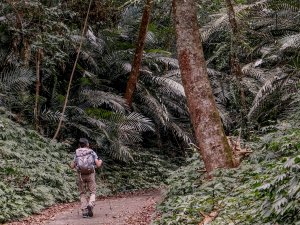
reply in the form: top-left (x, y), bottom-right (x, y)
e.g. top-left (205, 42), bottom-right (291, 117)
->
top-left (0, 0), bottom-right (299, 223)
top-left (99, 150), bottom-right (179, 194)
top-left (0, 0), bottom-right (191, 161)
top-left (0, 109), bottom-right (77, 222)
top-left (156, 122), bottom-right (300, 224)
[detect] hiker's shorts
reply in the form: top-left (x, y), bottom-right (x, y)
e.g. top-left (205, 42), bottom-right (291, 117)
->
top-left (77, 172), bottom-right (96, 209)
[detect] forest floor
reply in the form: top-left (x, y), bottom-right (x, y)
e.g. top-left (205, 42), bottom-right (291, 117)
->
top-left (7, 189), bottom-right (162, 225)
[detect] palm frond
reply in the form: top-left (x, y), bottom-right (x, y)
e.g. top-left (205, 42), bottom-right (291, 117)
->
top-left (81, 89), bottom-right (128, 113)
top-left (85, 117), bottom-right (107, 130)
top-left (135, 85), bottom-right (169, 126)
top-left (119, 112), bottom-right (154, 132)
top-left (107, 141), bottom-right (134, 161)
top-left (65, 121), bottom-right (94, 137)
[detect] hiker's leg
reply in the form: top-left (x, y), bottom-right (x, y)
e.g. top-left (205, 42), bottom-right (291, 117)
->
top-left (87, 173), bottom-right (96, 207)
top-left (78, 174), bottom-right (88, 210)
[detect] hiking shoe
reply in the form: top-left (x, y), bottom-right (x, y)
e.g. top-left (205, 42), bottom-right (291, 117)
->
top-left (82, 208), bottom-right (89, 218)
top-left (87, 205), bottom-right (93, 217)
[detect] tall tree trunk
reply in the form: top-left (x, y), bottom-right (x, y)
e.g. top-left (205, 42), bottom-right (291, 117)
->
top-left (34, 48), bottom-right (42, 131)
top-left (52, 0), bottom-right (93, 141)
top-left (225, 0), bottom-right (247, 115)
top-left (124, 0), bottom-right (153, 107)
top-left (172, 0), bottom-right (235, 174)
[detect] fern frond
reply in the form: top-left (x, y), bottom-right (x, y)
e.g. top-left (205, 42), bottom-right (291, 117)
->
top-left (207, 68), bottom-right (224, 77)
top-left (154, 56), bottom-right (179, 69)
top-left (242, 63), bottom-right (267, 83)
top-left (161, 98), bottom-right (189, 116)
top-left (216, 103), bottom-right (233, 129)
top-left (201, 12), bottom-right (229, 42)
top-left (163, 69), bottom-right (181, 78)
top-left (0, 67), bottom-right (34, 93)
top-left (242, 77), bottom-right (261, 95)
top-left (86, 28), bottom-right (106, 54)
top-left (247, 70), bottom-right (290, 120)
top-left (145, 31), bottom-right (157, 47)
top-left (167, 122), bottom-right (192, 144)
top-left (40, 109), bottom-right (64, 123)
top-left (79, 50), bottom-right (100, 73)
top-left (85, 117), bottom-right (107, 129)
top-left (140, 73), bottom-right (185, 98)
top-left (279, 34), bottom-right (300, 51)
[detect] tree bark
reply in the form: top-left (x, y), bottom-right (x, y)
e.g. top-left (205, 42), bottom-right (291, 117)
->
top-left (124, 0), bottom-right (153, 107)
top-left (34, 48), bottom-right (42, 131)
top-left (225, 0), bottom-right (247, 114)
top-left (172, 0), bottom-right (235, 174)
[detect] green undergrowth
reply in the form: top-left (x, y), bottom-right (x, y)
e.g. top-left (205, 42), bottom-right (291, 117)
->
top-left (0, 113), bottom-right (77, 223)
top-left (96, 149), bottom-right (180, 195)
top-left (155, 122), bottom-right (300, 225)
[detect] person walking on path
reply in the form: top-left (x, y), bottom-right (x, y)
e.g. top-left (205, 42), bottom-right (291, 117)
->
top-left (70, 138), bottom-right (102, 218)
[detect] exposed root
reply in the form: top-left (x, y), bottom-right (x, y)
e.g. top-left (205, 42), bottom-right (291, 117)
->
top-left (227, 136), bottom-right (252, 166)
top-left (199, 210), bottom-right (219, 225)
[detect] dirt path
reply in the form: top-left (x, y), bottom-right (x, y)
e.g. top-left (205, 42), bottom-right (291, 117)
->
top-left (8, 189), bottom-right (162, 225)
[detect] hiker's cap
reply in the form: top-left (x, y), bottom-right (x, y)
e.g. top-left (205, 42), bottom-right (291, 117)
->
top-left (79, 138), bottom-right (89, 145)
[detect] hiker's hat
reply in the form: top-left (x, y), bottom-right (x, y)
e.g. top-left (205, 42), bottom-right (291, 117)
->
top-left (79, 138), bottom-right (89, 145)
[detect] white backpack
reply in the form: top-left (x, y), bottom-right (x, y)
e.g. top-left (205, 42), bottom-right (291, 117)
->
top-left (75, 148), bottom-right (95, 174)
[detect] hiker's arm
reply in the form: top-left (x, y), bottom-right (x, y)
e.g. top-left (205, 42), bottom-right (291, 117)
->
top-left (70, 161), bottom-right (76, 169)
top-left (95, 159), bottom-right (102, 168)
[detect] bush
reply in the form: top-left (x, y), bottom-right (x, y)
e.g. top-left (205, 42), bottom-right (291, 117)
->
top-left (0, 113), bottom-right (77, 223)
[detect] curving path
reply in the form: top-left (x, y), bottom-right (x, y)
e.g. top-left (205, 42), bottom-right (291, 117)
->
top-left (8, 189), bottom-right (162, 225)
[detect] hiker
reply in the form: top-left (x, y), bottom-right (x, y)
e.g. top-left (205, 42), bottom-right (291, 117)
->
top-left (70, 138), bottom-right (102, 218)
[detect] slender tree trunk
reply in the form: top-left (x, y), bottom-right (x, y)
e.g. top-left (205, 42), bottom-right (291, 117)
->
top-left (52, 0), bottom-right (93, 141)
top-left (225, 0), bottom-right (247, 114)
top-left (172, 0), bottom-right (235, 174)
top-left (34, 48), bottom-right (42, 131)
top-left (124, 0), bottom-right (153, 107)
top-left (5, 0), bottom-right (23, 29)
